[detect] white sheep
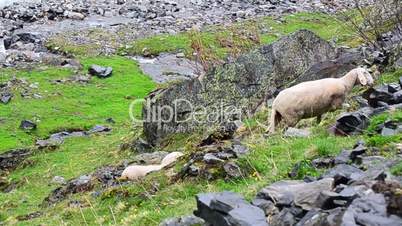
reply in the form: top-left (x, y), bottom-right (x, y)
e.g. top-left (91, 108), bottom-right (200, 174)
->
top-left (120, 152), bottom-right (184, 181)
top-left (267, 68), bottom-right (374, 134)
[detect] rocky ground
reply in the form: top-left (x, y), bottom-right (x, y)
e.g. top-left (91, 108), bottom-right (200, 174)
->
top-left (0, 0), bottom-right (374, 66)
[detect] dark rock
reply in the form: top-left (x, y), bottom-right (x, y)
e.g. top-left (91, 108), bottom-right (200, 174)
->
top-left (363, 85), bottom-right (394, 107)
top-left (333, 107), bottom-right (373, 135)
top-left (194, 192), bottom-right (268, 226)
top-left (194, 193), bottom-right (232, 226)
top-left (0, 92), bottom-right (12, 104)
top-left (143, 30), bottom-right (340, 145)
top-left (88, 65), bottom-right (113, 78)
top-left (0, 148), bottom-right (32, 171)
top-left (132, 138), bottom-right (153, 152)
top-left (3, 32), bottom-right (42, 50)
top-left (160, 215), bottom-right (206, 226)
top-left (227, 205), bottom-right (268, 226)
top-left (19, 120), bottom-right (37, 130)
top-left (270, 207), bottom-right (304, 226)
top-left (311, 157), bottom-right (335, 169)
top-left (315, 188), bottom-right (359, 210)
top-left (372, 180), bottom-right (402, 217)
top-left (16, 211), bottom-right (42, 221)
top-left (251, 198), bottom-right (279, 216)
top-left (105, 118), bottom-right (115, 124)
top-left (295, 208), bottom-right (328, 226)
top-left (223, 162), bottom-right (242, 178)
top-left (257, 178), bottom-right (334, 210)
top-left (321, 164), bottom-right (364, 185)
top-left (210, 191), bottom-right (249, 214)
top-left (393, 90), bottom-right (402, 104)
top-left (288, 162), bottom-right (302, 179)
top-left (342, 193), bottom-right (402, 226)
top-left (334, 150), bottom-right (351, 165)
top-left (388, 83), bottom-right (401, 93)
top-left (293, 50), bottom-right (365, 85)
top-left (335, 144), bottom-right (367, 165)
top-left (44, 175), bottom-right (93, 205)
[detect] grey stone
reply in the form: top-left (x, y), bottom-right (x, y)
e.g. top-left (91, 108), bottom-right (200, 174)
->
top-left (321, 164), bottom-right (364, 185)
top-left (51, 176), bottom-right (66, 185)
top-left (257, 178), bottom-right (334, 210)
top-left (88, 65), bottom-right (113, 78)
top-left (88, 125), bottom-right (111, 133)
top-left (231, 144), bottom-right (249, 157)
top-left (203, 153), bottom-right (224, 164)
top-left (342, 192), bottom-right (402, 226)
top-left (334, 150), bottom-right (351, 165)
top-left (251, 198), bottom-right (278, 216)
top-left (295, 209), bottom-right (328, 226)
top-left (227, 205), bottom-right (268, 226)
top-left (194, 192), bottom-right (268, 226)
top-left (159, 215), bottom-right (205, 226)
top-left (223, 162), bottom-right (242, 178)
top-left (284, 127), bottom-right (311, 138)
top-left (210, 191), bottom-right (248, 214)
top-left (381, 127), bottom-right (397, 136)
top-left (0, 92), bottom-right (12, 104)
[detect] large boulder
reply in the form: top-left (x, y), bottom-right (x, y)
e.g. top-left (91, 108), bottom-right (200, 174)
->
top-left (143, 30), bottom-right (364, 145)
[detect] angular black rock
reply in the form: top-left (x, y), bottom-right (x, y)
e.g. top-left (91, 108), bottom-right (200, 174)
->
top-left (19, 120), bottom-right (37, 131)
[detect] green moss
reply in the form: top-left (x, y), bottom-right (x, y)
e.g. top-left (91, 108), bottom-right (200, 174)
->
top-left (391, 161), bottom-right (402, 176)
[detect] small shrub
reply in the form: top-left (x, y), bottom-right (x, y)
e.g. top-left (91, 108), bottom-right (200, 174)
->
top-left (338, 0), bottom-right (402, 50)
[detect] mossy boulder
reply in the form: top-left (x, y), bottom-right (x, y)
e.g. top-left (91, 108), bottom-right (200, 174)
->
top-left (143, 30), bottom-right (364, 145)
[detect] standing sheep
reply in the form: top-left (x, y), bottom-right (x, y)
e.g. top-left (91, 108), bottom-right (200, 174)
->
top-left (267, 68), bottom-right (374, 134)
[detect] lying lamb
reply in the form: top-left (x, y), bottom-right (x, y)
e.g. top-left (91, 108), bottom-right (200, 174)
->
top-left (120, 152), bottom-right (184, 181)
top-left (267, 68), bottom-right (374, 134)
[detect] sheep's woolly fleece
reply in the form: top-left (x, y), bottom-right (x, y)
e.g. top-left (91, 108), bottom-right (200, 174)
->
top-left (121, 152), bottom-right (184, 180)
top-left (268, 68), bottom-right (374, 133)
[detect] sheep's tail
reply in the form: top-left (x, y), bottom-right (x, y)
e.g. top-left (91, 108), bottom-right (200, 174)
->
top-left (267, 109), bottom-right (279, 134)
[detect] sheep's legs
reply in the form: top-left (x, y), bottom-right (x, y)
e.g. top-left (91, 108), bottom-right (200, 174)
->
top-left (267, 109), bottom-right (281, 134)
top-left (316, 115), bottom-right (322, 124)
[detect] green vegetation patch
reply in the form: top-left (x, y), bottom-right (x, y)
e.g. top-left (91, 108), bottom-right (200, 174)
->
top-left (0, 56), bottom-right (155, 223)
top-left (122, 12), bottom-right (357, 58)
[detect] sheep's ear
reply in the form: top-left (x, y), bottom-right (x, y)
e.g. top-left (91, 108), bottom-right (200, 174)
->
top-left (358, 73), bottom-right (368, 86)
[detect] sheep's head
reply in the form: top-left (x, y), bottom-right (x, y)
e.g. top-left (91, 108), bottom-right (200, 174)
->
top-left (355, 68), bottom-right (374, 87)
